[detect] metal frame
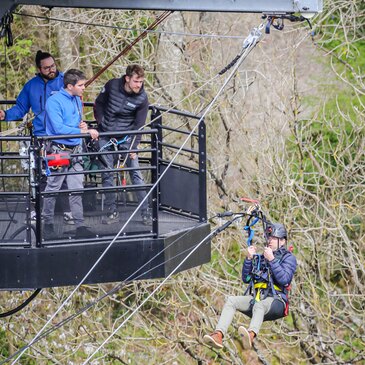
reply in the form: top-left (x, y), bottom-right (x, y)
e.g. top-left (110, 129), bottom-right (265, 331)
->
top-left (1, 0), bottom-right (323, 24)
top-left (0, 103), bottom-right (210, 289)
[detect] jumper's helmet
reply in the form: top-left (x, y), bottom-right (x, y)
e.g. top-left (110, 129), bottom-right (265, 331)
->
top-left (265, 223), bottom-right (287, 239)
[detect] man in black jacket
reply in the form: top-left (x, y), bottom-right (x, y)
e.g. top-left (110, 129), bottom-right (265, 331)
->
top-left (94, 65), bottom-right (150, 225)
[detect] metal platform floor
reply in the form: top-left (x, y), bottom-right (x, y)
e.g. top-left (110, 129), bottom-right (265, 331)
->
top-left (0, 203), bottom-right (201, 246)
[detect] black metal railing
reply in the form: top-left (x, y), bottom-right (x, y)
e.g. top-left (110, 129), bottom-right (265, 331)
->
top-left (0, 102), bottom-right (206, 247)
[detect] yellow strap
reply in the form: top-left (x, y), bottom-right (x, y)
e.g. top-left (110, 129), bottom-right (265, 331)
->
top-left (254, 282), bottom-right (282, 292)
top-left (253, 282), bottom-right (282, 302)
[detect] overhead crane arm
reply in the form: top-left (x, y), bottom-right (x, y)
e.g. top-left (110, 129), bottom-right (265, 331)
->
top-left (1, 0), bottom-right (323, 25)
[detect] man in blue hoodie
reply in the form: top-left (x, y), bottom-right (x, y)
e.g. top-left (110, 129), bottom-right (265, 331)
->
top-left (203, 223), bottom-right (297, 350)
top-left (0, 50), bottom-right (75, 224)
top-left (0, 50), bottom-right (64, 136)
top-left (42, 69), bottom-right (99, 239)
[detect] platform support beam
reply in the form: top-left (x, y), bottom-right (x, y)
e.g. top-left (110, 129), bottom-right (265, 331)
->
top-left (1, 1), bottom-right (323, 28)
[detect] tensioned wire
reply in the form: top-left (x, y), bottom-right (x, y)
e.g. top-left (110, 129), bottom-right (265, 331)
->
top-left (15, 12), bottom-right (247, 40)
top-left (84, 27), bottom-right (264, 364)
top-left (83, 222), bottom-right (225, 364)
top-left (0, 219), bottom-right (211, 364)
top-left (9, 23), bottom-right (264, 365)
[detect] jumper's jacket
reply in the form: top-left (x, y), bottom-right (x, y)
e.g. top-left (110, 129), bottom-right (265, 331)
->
top-left (93, 76), bottom-right (149, 147)
top-left (4, 72), bottom-right (64, 136)
top-left (45, 88), bottom-right (83, 146)
top-left (241, 246), bottom-right (297, 303)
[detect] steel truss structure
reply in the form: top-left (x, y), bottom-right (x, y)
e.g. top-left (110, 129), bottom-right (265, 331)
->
top-left (1, 1), bottom-right (323, 24)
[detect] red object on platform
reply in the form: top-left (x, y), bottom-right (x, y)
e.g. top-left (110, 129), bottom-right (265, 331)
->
top-left (47, 152), bottom-right (71, 167)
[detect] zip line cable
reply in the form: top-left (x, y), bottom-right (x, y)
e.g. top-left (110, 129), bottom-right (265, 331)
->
top-left (0, 220), bottom-right (210, 364)
top-left (9, 22), bottom-right (265, 365)
top-left (83, 215), bottom-right (243, 364)
top-left (14, 12), bottom-right (247, 40)
top-left (82, 29), bottom-right (265, 361)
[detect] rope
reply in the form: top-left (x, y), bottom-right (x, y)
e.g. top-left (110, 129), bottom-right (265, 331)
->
top-left (142, 25), bottom-right (264, 136)
top-left (0, 220), bottom-right (208, 364)
top-left (0, 289), bottom-right (41, 318)
top-left (82, 223), bottom-right (225, 364)
top-left (14, 12), bottom-right (247, 40)
top-left (85, 11), bottom-right (172, 87)
top-left (9, 21), bottom-right (265, 365)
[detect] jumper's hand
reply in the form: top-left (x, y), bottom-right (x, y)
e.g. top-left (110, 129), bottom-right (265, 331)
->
top-left (247, 245), bottom-right (256, 260)
top-left (264, 247), bottom-right (275, 262)
top-left (0, 110), bottom-right (5, 120)
top-left (129, 152), bottom-right (137, 160)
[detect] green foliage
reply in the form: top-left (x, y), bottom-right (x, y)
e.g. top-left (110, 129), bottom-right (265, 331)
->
top-left (0, 329), bottom-right (8, 358)
top-left (12, 39), bottom-right (33, 62)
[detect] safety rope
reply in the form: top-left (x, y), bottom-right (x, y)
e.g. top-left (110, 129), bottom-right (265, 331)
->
top-left (15, 12), bottom-right (247, 40)
top-left (85, 11), bottom-right (172, 87)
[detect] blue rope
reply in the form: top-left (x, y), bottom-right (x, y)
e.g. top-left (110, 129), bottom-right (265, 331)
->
top-left (43, 155), bottom-right (51, 177)
top-left (244, 216), bottom-right (259, 246)
top-left (99, 136), bottom-right (129, 152)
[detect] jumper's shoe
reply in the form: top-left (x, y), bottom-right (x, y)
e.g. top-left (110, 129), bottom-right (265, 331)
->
top-left (102, 211), bottom-right (120, 225)
top-left (238, 326), bottom-right (253, 349)
top-left (203, 331), bottom-right (223, 350)
top-left (44, 224), bottom-right (58, 240)
top-left (63, 212), bottom-right (75, 225)
top-left (75, 226), bottom-right (95, 239)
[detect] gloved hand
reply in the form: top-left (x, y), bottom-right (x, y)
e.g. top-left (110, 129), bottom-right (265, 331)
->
top-left (247, 203), bottom-right (261, 215)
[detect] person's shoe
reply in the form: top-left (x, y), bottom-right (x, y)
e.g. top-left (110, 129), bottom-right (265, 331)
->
top-left (44, 224), bottom-right (57, 240)
top-left (31, 210), bottom-right (37, 223)
top-left (24, 210), bottom-right (37, 224)
top-left (141, 210), bottom-right (152, 226)
top-left (63, 212), bottom-right (75, 225)
top-left (102, 211), bottom-right (119, 225)
top-left (75, 226), bottom-right (95, 239)
top-left (203, 331), bottom-right (223, 349)
top-left (238, 326), bottom-right (253, 349)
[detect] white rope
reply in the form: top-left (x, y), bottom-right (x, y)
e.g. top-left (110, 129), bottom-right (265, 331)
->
top-left (10, 22), bottom-right (264, 365)
top-left (83, 24), bottom-right (265, 364)
top-left (83, 227), bottom-right (217, 364)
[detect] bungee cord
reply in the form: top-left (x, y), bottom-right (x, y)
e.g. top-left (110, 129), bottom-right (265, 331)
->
top-left (9, 21), bottom-right (265, 365)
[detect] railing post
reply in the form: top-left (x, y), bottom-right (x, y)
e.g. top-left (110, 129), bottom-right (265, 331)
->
top-left (150, 129), bottom-right (159, 237)
top-left (199, 120), bottom-right (207, 222)
top-left (151, 107), bottom-right (163, 161)
top-left (32, 138), bottom-right (43, 247)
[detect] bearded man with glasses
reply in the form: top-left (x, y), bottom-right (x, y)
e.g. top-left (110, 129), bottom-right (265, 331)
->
top-left (0, 50), bottom-right (75, 225)
top-left (0, 50), bottom-right (64, 136)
